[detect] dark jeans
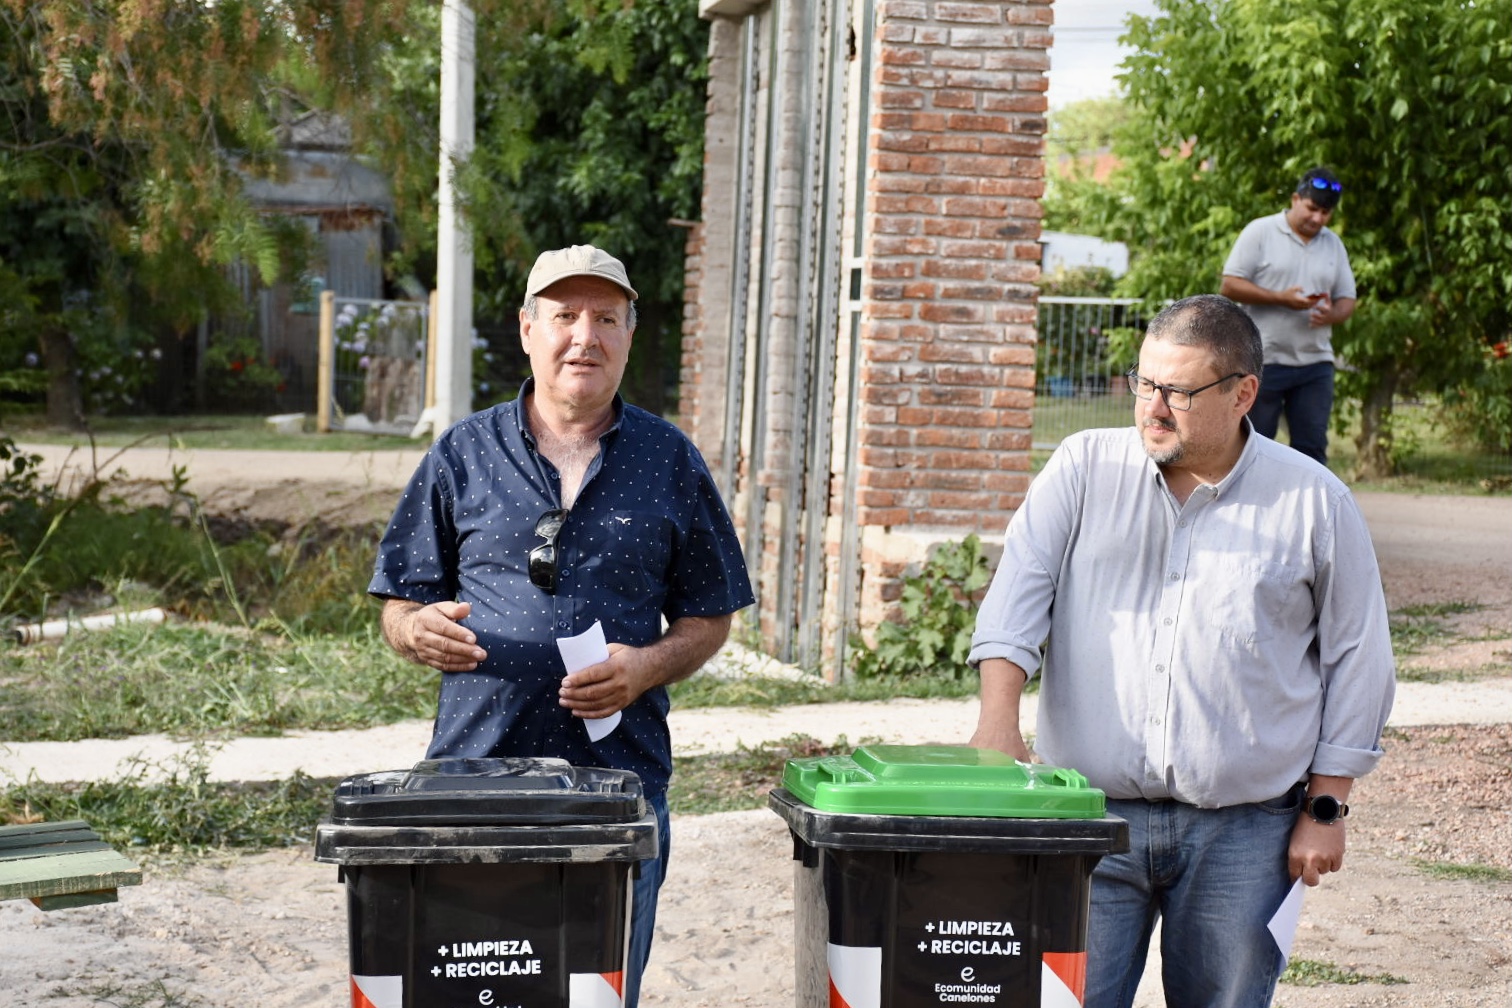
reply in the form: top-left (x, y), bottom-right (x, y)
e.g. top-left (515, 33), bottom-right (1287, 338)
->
top-left (1251, 362), bottom-right (1335, 465)
top-left (1086, 787), bottom-right (1305, 1008)
top-left (625, 791), bottom-right (670, 1008)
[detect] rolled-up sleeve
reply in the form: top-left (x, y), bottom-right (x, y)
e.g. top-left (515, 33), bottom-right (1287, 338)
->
top-left (1310, 490), bottom-right (1396, 778)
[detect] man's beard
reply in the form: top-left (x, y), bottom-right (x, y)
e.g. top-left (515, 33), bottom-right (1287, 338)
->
top-left (1142, 418), bottom-right (1184, 465)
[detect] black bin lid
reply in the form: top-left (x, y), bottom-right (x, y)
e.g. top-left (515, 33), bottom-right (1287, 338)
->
top-left (327, 757), bottom-right (645, 826)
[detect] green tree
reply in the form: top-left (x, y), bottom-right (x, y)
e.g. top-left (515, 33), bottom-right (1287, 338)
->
top-left (1086, 0), bottom-right (1512, 475)
top-left (1043, 97), bottom-right (1130, 236)
top-left (0, 1), bottom-right (429, 426)
top-left (2, 1), bottom-right (709, 424)
top-left (357, 0), bottom-right (710, 415)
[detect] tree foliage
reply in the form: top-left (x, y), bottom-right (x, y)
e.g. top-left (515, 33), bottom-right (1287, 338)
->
top-left (1081, 0), bottom-right (1512, 474)
top-left (1043, 97), bottom-right (1130, 236)
top-left (2, 0), bottom-right (709, 423)
top-left (356, 0), bottom-right (710, 413)
top-left (0, 1), bottom-right (424, 426)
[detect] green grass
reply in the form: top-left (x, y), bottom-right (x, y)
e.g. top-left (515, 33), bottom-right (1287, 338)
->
top-left (668, 668), bottom-right (981, 709)
top-left (0, 624), bottom-right (977, 745)
top-left (1411, 859), bottom-right (1512, 883)
top-left (1396, 662), bottom-right (1511, 684)
top-left (1389, 601), bottom-right (1485, 656)
top-left (0, 622), bottom-right (434, 741)
top-left (1280, 958), bottom-right (1408, 987)
top-left (2, 413), bottom-right (420, 452)
top-left (1, 747), bottom-right (334, 854)
top-left (1, 733), bottom-right (852, 849)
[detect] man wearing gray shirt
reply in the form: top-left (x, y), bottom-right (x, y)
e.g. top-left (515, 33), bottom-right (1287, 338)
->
top-left (1220, 166), bottom-right (1357, 465)
top-left (969, 294), bottom-right (1394, 1008)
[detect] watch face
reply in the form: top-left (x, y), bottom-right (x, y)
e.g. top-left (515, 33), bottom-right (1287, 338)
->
top-left (1309, 795), bottom-right (1342, 821)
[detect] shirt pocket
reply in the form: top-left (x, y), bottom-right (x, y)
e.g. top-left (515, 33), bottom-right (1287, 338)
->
top-left (579, 510), bottom-right (677, 595)
top-left (1215, 559), bottom-right (1305, 651)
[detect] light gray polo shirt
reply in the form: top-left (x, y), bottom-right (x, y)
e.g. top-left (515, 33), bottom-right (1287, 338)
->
top-left (1223, 210), bottom-right (1357, 367)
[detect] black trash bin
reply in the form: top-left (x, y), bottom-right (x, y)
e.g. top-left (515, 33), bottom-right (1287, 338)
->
top-left (315, 756), bottom-right (657, 1008)
top-left (769, 744), bottom-right (1129, 1008)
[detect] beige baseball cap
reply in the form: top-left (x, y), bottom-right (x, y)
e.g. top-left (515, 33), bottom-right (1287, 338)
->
top-left (525, 244), bottom-right (638, 300)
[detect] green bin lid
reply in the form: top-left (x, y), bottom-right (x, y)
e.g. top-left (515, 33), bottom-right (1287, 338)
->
top-left (781, 744), bottom-right (1106, 818)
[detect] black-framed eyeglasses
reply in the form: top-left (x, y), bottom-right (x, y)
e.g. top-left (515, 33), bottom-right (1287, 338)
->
top-left (529, 508), bottom-right (567, 594)
top-left (1126, 368), bottom-right (1246, 411)
top-left (1304, 176), bottom-right (1342, 194)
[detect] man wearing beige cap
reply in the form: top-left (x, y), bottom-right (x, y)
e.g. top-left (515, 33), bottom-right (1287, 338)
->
top-left (370, 245), bottom-right (755, 1006)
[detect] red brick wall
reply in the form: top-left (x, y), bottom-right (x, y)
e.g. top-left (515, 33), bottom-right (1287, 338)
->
top-left (856, 0), bottom-right (1049, 536)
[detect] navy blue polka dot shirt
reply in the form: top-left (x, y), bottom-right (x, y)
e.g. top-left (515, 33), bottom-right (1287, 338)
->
top-left (369, 381), bottom-right (755, 799)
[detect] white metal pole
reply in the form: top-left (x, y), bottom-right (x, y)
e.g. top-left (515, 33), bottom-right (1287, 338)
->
top-left (431, 0), bottom-right (476, 435)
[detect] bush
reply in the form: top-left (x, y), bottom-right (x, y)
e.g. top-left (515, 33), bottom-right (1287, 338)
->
top-left (200, 336), bottom-right (284, 414)
top-left (1441, 341), bottom-right (1512, 455)
top-left (849, 535), bottom-right (991, 680)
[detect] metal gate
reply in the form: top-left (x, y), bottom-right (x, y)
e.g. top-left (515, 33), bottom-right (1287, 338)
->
top-left (717, 0), bottom-right (854, 668)
top-left (316, 292), bottom-right (431, 435)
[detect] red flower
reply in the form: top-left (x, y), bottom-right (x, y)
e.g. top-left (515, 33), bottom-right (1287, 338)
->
top-left (1492, 342), bottom-right (1509, 360)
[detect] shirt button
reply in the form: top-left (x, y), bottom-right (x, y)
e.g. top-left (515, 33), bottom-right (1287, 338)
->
top-left (1155, 664), bottom-right (1165, 673)
top-left (1169, 572), bottom-right (1180, 581)
top-left (1163, 618), bottom-right (1173, 626)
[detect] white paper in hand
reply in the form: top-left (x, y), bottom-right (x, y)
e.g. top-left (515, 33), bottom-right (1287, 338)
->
top-left (1268, 878), bottom-right (1305, 965)
top-left (556, 620), bottom-right (621, 742)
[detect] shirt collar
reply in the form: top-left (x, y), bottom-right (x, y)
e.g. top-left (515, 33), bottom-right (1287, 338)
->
top-left (512, 377), bottom-right (626, 447)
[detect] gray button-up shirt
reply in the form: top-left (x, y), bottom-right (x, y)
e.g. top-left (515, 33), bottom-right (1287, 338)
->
top-left (1222, 210), bottom-right (1356, 367)
top-left (969, 423), bottom-right (1395, 807)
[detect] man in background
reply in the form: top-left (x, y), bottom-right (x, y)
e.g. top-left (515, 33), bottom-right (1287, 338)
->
top-left (1220, 166), bottom-right (1356, 465)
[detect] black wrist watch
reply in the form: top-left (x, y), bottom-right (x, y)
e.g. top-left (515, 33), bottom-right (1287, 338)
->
top-left (1305, 794), bottom-right (1350, 824)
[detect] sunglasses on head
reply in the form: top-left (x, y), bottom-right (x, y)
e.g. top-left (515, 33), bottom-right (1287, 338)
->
top-left (1305, 176), bottom-right (1342, 194)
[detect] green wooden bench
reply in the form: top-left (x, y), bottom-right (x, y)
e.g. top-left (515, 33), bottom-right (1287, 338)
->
top-left (0, 819), bottom-right (143, 910)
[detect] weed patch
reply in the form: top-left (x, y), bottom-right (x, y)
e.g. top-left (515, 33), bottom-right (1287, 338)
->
top-left (1411, 859), bottom-right (1512, 883)
top-left (1279, 958), bottom-right (1408, 986)
top-left (849, 535), bottom-right (991, 681)
top-left (53, 978), bottom-right (206, 1008)
top-left (1, 748), bottom-right (335, 853)
top-left (668, 733), bottom-right (867, 816)
top-left (1389, 601), bottom-right (1484, 656)
top-left (0, 622), bottom-right (434, 741)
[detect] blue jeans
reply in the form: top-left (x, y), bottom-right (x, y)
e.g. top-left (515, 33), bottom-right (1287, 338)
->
top-left (1086, 786), bottom-right (1303, 1008)
top-left (625, 792), bottom-right (670, 1008)
top-left (1250, 362), bottom-right (1335, 465)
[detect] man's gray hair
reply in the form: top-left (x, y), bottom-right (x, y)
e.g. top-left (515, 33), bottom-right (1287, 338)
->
top-left (521, 293), bottom-right (637, 331)
top-left (1144, 294), bottom-right (1263, 381)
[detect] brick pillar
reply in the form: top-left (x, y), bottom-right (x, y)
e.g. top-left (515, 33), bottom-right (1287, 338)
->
top-left (850, 0), bottom-right (1049, 637)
